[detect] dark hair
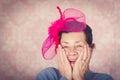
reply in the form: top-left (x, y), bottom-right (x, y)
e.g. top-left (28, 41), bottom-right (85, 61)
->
top-left (83, 25), bottom-right (93, 47)
top-left (59, 24), bottom-right (94, 47)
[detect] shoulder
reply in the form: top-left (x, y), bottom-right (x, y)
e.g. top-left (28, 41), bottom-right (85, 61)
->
top-left (39, 67), bottom-right (58, 73)
top-left (36, 67), bottom-right (60, 80)
top-left (86, 70), bottom-right (113, 80)
top-left (93, 72), bottom-right (113, 80)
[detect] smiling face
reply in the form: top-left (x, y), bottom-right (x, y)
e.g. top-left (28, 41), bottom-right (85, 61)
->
top-left (60, 31), bottom-right (88, 68)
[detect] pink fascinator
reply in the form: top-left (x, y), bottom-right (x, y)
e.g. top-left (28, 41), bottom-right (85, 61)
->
top-left (42, 6), bottom-right (86, 60)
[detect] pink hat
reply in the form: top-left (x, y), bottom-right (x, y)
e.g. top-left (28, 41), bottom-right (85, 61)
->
top-left (42, 6), bottom-right (86, 60)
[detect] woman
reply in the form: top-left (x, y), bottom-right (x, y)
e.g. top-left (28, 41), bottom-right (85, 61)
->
top-left (36, 7), bottom-right (113, 80)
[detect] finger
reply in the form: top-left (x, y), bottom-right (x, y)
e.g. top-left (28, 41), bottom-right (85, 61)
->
top-left (58, 45), bottom-right (68, 61)
top-left (58, 45), bottom-right (66, 66)
top-left (62, 49), bottom-right (67, 59)
top-left (76, 46), bottom-right (87, 70)
top-left (78, 49), bottom-right (84, 62)
top-left (80, 45), bottom-right (90, 74)
top-left (59, 45), bottom-right (65, 62)
top-left (58, 45), bottom-right (67, 73)
top-left (86, 47), bottom-right (92, 64)
top-left (81, 45), bottom-right (90, 69)
top-left (59, 45), bottom-right (65, 61)
top-left (56, 46), bottom-right (60, 59)
top-left (63, 49), bottom-right (71, 65)
top-left (83, 44), bottom-right (88, 61)
top-left (57, 45), bottom-right (62, 66)
top-left (75, 50), bottom-right (84, 67)
top-left (81, 62), bottom-right (88, 76)
top-left (73, 50), bottom-right (84, 75)
top-left (59, 45), bottom-right (69, 64)
top-left (61, 46), bottom-right (72, 72)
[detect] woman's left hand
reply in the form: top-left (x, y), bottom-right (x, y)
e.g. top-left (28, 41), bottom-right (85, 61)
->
top-left (73, 44), bottom-right (92, 80)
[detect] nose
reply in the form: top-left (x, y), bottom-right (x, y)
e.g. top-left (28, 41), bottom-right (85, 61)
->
top-left (68, 48), bottom-right (77, 55)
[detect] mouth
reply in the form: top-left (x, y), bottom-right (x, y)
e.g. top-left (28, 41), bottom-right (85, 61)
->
top-left (69, 61), bottom-right (76, 68)
top-left (70, 61), bottom-right (76, 64)
top-left (68, 58), bottom-right (77, 65)
top-left (68, 57), bottom-right (78, 67)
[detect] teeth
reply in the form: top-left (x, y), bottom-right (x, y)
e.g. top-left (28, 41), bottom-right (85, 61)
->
top-left (70, 61), bottom-right (75, 62)
top-left (70, 61), bottom-right (75, 64)
top-left (70, 60), bottom-right (74, 61)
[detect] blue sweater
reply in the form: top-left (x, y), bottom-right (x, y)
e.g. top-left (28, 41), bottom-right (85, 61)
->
top-left (36, 67), bottom-right (113, 80)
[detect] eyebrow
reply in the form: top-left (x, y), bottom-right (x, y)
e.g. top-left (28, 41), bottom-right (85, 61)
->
top-left (61, 40), bottom-right (83, 44)
top-left (75, 41), bottom-right (83, 43)
top-left (61, 41), bottom-right (68, 44)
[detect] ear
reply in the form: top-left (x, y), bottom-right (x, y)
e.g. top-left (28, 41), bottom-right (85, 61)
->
top-left (90, 43), bottom-right (95, 53)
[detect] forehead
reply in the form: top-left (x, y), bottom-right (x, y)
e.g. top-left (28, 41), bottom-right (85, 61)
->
top-left (61, 31), bottom-right (86, 43)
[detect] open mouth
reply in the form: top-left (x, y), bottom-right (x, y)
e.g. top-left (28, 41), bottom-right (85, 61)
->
top-left (69, 61), bottom-right (76, 68)
top-left (70, 61), bottom-right (76, 64)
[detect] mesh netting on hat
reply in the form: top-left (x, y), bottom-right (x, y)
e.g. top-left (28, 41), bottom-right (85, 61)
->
top-left (41, 6), bottom-right (86, 60)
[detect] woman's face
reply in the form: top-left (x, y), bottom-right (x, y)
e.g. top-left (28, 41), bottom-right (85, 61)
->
top-left (60, 31), bottom-right (88, 67)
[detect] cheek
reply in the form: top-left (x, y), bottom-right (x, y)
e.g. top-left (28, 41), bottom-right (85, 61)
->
top-left (76, 47), bottom-right (84, 56)
top-left (64, 48), bottom-right (70, 53)
top-left (64, 50), bottom-right (69, 56)
top-left (76, 47), bottom-right (84, 51)
top-left (63, 47), bottom-right (84, 55)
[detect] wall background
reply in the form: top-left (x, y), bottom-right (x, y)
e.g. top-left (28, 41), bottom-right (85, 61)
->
top-left (0, 0), bottom-right (120, 80)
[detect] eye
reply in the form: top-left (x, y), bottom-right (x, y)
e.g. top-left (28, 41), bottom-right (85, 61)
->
top-left (62, 46), bottom-right (69, 49)
top-left (76, 45), bottom-right (83, 48)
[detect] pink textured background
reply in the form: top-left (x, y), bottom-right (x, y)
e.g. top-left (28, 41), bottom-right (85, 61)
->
top-left (0, 0), bottom-right (120, 80)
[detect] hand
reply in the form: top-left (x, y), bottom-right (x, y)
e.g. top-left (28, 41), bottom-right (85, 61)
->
top-left (57, 45), bottom-right (72, 80)
top-left (73, 44), bottom-right (92, 80)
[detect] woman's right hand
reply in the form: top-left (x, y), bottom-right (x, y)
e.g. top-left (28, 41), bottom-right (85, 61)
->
top-left (57, 45), bottom-right (72, 80)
